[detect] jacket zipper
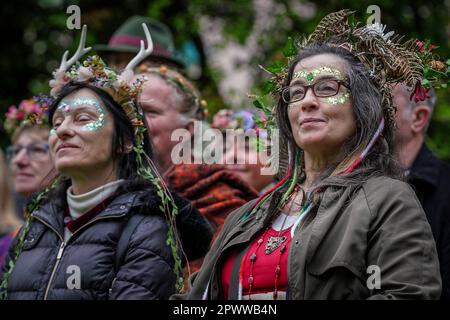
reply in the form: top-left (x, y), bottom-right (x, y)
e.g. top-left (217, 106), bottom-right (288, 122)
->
top-left (286, 209), bottom-right (315, 299)
top-left (43, 241), bottom-right (66, 299)
top-left (32, 215), bottom-right (65, 300)
top-left (33, 213), bottom-right (126, 300)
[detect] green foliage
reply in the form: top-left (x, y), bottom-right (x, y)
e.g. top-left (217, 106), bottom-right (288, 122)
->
top-left (266, 61), bottom-right (285, 73)
top-left (262, 80), bottom-right (276, 95)
top-left (282, 36), bottom-right (297, 58)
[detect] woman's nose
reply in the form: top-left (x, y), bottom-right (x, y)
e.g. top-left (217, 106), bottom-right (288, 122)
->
top-left (55, 119), bottom-right (75, 139)
top-left (300, 89), bottom-right (319, 112)
top-left (13, 148), bottom-right (30, 166)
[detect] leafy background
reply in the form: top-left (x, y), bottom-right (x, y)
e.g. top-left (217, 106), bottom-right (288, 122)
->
top-left (1, 0), bottom-right (449, 159)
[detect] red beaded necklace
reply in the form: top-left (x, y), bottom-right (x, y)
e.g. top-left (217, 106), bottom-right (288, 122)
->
top-left (246, 222), bottom-right (291, 299)
top-left (239, 186), bottom-right (306, 300)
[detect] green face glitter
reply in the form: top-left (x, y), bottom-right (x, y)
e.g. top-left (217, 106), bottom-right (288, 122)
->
top-left (53, 98), bottom-right (106, 133)
top-left (293, 66), bottom-right (345, 84)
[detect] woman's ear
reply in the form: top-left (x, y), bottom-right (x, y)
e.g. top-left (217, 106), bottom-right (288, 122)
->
top-left (411, 105), bottom-right (430, 134)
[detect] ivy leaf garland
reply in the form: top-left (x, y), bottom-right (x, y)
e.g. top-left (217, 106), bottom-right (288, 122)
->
top-left (133, 120), bottom-right (184, 293)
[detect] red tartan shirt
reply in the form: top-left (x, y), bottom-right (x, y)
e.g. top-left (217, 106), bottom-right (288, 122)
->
top-left (164, 163), bottom-right (258, 274)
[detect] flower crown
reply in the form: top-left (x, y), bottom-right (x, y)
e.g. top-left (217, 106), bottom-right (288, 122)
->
top-left (252, 9), bottom-right (450, 132)
top-left (211, 109), bottom-right (269, 153)
top-left (212, 109), bottom-right (265, 132)
top-left (3, 95), bottom-right (53, 138)
top-left (137, 63), bottom-right (208, 119)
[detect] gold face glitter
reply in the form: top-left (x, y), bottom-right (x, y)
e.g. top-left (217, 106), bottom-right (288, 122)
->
top-left (50, 98), bottom-right (106, 136)
top-left (293, 66), bottom-right (346, 83)
top-left (326, 92), bottom-right (351, 105)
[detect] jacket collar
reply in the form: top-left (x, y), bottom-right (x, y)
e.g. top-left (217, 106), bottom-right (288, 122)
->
top-left (31, 190), bottom-right (147, 238)
top-left (408, 144), bottom-right (439, 188)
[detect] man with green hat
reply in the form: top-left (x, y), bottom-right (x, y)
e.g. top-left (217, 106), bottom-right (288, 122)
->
top-left (95, 15), bottom-right (186, 71)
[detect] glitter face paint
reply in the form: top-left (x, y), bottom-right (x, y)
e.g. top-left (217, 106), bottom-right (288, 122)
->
top-left (292, 66), bottom-right (351, 105)
top-left (326, 92), bottom-right (351, 105)
top-left (293, 66), bottom-right (347, 83)
top-left (50, 98), bottom-right (106, 136)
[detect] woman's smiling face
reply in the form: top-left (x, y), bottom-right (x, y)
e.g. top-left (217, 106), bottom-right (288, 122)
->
top-left (49, 88), bottom-right (116, 179)
top-left (287, 53), bottom-right (356, 156)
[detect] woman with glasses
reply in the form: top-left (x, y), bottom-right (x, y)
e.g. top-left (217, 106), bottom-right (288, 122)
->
top-left (4, 98), bottom-right (56, 219)
top-left (173, 11), bottom-right (443, 300)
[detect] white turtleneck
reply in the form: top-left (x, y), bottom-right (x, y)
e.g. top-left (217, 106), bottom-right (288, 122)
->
top-left (64, 179), bottom-right (124, 241)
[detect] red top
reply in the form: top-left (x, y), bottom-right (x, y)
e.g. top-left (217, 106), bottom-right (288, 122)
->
top-left (221, 226), bottom-right (292, 299)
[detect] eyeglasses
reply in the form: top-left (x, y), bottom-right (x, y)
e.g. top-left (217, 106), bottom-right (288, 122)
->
top-left (6, 143), bottom-right (50, 161)
top-left (281, 79), bottom-right (349, 104)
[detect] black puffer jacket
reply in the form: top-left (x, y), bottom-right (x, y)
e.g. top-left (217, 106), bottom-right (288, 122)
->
top-left (1, 186), bottom-right (213, 300)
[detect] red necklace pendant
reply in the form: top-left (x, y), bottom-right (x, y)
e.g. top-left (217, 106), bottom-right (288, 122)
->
top-left (265, 236), bottom-right (287, 254)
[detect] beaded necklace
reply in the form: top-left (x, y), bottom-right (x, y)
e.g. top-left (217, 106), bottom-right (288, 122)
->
top-left (238, 186), bottom-right (313, 300)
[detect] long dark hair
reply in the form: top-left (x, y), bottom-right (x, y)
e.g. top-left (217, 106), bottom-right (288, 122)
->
top-left (276, 43), bottom-right (402, 190)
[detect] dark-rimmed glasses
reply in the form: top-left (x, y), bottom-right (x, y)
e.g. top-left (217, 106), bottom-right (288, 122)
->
top-left (282, 79), bottom-right (349, 104)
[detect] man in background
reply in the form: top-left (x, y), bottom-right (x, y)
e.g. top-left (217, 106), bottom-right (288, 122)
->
top-left (393, 83), bottom-right (450, 299)
top-left (95, 15), bottom-right (186, 71)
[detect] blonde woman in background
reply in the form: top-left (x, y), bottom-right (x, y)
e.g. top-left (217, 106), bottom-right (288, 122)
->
top-left (4, 97), bottom-right (56, 218)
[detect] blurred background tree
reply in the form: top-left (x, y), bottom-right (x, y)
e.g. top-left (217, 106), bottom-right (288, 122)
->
top-left (1, 0), bottom-right (449, 159)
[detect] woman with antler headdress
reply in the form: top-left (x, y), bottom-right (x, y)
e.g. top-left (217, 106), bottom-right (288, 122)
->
top-left (0, 25), bottom-right (212, 300)
top-left (173, 10), bottom-right (447, 300)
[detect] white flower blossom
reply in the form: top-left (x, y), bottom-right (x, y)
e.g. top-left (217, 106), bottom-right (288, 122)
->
top-left (77, 66), bottom-right (94, 82)
top-left (117, 69), bottom-right (135, 85)
top-left (49, 70), bottom-right (69, 97)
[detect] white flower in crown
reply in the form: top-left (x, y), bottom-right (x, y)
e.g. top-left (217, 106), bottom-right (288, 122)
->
top-left (114, 69), bottom-right (135, 89)
top-left (49, 69), bottom-right (70, 97)
top-left (364, 22), bottom-right (395, 42)
top-left (77, 66), bottom-right (94, 82)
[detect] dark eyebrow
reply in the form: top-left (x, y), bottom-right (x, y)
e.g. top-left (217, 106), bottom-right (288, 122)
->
top-left (290, 75), bottom-right (341, 86)
top-left (290, 78), bottom-right (307, 86)
top-left (314, 75), bottom-right (341, 81)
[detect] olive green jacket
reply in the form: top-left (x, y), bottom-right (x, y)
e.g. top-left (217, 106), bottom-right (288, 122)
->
top-left (173, 176), bottom-right (441, 300)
